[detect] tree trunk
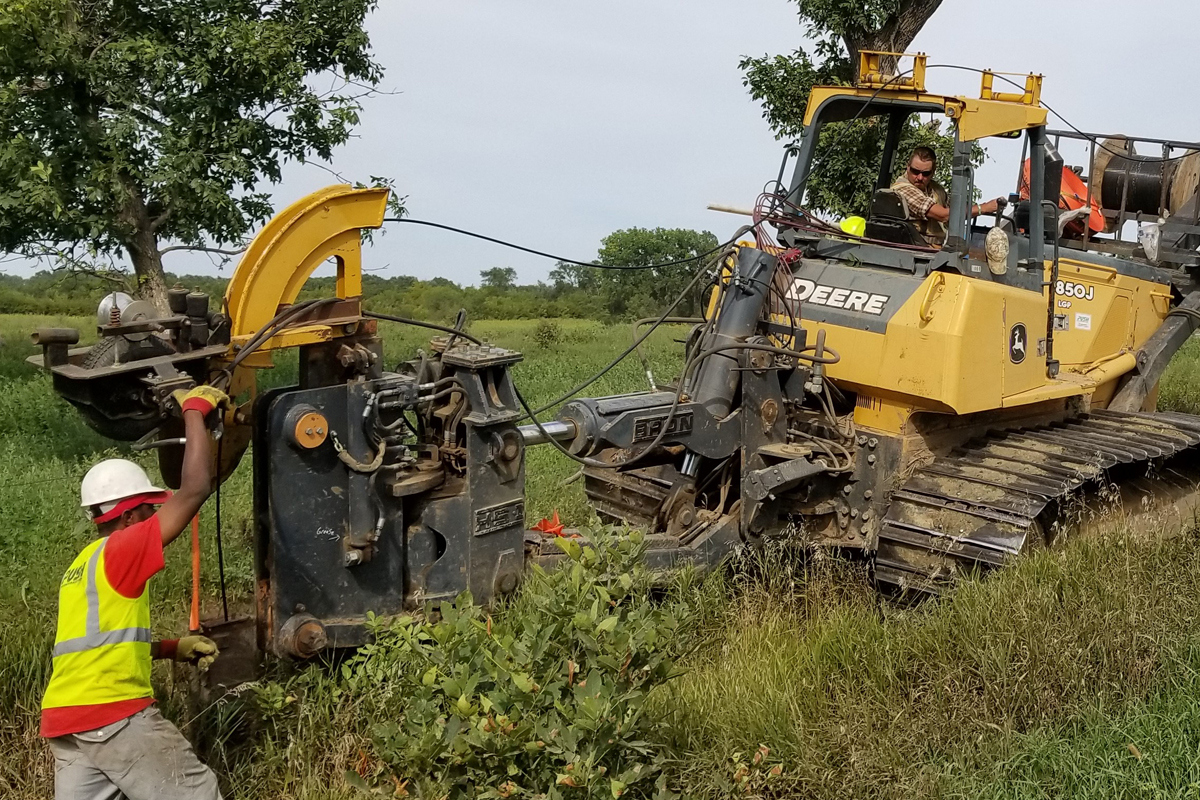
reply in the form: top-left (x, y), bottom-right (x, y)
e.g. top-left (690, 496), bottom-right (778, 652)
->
top-left (117, 177), bottom-right (169, 314)
top-left (128, 238), bottom-right (169, 314)
top-left (844, 0), bottom-right (944, 76)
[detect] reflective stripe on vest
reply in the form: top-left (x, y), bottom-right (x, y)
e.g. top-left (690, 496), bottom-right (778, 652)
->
top-left (49, 541), bottom-right (152, 658)
top-left (42, 538), bottom-right (155, 711)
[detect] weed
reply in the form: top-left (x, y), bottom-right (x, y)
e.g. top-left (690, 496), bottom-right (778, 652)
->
top-left (533, 319), bottom-right (563, 349)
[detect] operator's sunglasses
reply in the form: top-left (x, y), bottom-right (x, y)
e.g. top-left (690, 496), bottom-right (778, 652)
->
top-left (908, 165), bottom-right (934, 178)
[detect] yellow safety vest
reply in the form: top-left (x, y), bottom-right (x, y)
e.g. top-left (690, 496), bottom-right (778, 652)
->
top-left (42, 537), bottom-right (153, 710)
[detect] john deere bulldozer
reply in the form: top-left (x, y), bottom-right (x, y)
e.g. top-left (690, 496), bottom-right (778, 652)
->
top-left (563, 51), bottom-right (1200, 592)
top-left (31, 52), bottom-right (1200, 668)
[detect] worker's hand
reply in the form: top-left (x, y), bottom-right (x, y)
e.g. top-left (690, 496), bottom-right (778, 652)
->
top-left (171, 385), bottom-right (228, 418)
top-left (979, 197), bottom-right (1007, 215)
top-left (176, 635), bottom-right (219, 672)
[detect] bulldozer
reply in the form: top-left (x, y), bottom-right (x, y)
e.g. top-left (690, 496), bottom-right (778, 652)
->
top-left (28, 52), bottom-right (1200, 670)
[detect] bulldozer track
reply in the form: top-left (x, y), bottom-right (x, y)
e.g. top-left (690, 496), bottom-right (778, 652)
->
top-left (873, 410), bottom-right (1200, 594)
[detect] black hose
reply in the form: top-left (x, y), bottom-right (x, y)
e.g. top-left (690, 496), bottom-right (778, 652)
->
top-left (219, 297), bottom-right (342, 383)
top-left (632, 316), bottom-right (704, 390)
top-left (364, 310), bottom-right (484, 345)
top-left (517, 338), bottom-right (840, 470)
top-left (519, 233), bottom-right (751, 420)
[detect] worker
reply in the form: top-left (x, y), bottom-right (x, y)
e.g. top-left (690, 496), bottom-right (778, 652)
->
top-left (891, 146), bottom-right (1006, 246)
top-left (40, 385), bottom-right (229, 800)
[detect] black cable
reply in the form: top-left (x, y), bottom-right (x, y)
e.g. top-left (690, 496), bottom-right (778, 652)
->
top-left (215, 435), bottom-right (229, 622)
top-left (364, 310), bottom-right (484, 345)
top-left (631, 315), bottom-right (704, 389)
top-left (445, 308), bottom-right (468, 350)
top-left (514, 371), bottom-right (689, 470)
top-left (218, 298), bottom-right (342, 385)
top-left (512, 269), bottom-right (736, 468)
top-left (518, 339), bottom-right (839, 470)
top-left (382, 217), bottom-right (749, 271)
top-left (0, 476), bottom-right (74, 490)
top-left (517, 234), bottom-right (749, 419)
top-left (232, 299), bottom-right (336, 364)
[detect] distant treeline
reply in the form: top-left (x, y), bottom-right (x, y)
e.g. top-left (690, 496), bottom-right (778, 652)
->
top-left (0, 227), bottom-right (722, 323)
top-left (0, 270), bottom-right (596, 322)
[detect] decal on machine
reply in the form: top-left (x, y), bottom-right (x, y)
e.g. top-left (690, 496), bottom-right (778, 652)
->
top-left (1055, 280), bottom-right (1094, 301)
top-left (474, 499), bottom-right (525, 537)
top-left (1009, 323), bottom-right (1028, 364)
top-left (632, 411), bottom-right (693, 442)
top-left (787, 278), bottom-right (890, 315)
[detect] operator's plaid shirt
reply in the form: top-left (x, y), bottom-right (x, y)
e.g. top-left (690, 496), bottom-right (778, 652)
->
top-left (891, 173), bottom-right (948, 247)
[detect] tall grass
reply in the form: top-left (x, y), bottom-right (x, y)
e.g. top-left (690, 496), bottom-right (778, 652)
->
top-left (662, 531), bottom-right (1200, 798)
top-left (1159, 334), bottom-right (1200, 414)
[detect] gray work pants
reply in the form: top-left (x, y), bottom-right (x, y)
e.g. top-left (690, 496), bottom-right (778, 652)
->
top-left (48, 706), bottom-right (222, 800)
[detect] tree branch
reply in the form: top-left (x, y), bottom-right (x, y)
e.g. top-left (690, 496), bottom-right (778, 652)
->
top-left (158, 243), bottom-right (247, 256)
top-left (150, 206), bottom-right (172, 232)
top-left (305, 160), bottom-right (351, 183)
top-left (861, 0), bottom-right (944, 57)
top-left (15, 79), bottom-right (50, 95)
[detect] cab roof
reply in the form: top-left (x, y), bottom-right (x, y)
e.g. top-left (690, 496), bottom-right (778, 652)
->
top-left (803, 52), bottom-right (1048, 142)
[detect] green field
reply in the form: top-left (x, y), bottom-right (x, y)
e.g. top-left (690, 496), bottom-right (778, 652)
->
top-left (5, 314), bottom-right (1200, 798)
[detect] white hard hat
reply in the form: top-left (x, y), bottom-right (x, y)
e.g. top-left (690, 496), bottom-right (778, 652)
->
top-left (81, 459), bottom-right (171, 522)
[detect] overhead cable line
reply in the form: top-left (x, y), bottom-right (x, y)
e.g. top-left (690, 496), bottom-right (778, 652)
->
top-left (382, 217), bottom-right (749, 271)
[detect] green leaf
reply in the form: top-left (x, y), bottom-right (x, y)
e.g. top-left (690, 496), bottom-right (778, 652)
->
top-left (596, 616), bottom-right (619, 634)
top-left (555, 537), bottom-right (582, 561)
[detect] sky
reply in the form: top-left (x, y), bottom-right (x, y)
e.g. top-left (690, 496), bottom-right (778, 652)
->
top-left (10, 0), bottom-right (1200, 285)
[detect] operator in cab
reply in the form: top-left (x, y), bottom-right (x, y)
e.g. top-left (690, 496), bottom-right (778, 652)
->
top-left (892, 146), bottom-right (1006, 247)
top-left (41, 385), bottom-right (229, 800)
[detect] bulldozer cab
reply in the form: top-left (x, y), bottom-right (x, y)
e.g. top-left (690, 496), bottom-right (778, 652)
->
top-left (775, 51), bottom-right (1200, 276)
top-left (775, 52), bottom-right (1056, 280)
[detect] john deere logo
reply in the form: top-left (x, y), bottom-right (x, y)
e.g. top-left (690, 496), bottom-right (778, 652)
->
top-left (1009, 323), bottom-right (1028, 364)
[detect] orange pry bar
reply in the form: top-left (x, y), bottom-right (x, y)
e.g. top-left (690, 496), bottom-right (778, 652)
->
top-left (189, 515), bottom-right (201, 633)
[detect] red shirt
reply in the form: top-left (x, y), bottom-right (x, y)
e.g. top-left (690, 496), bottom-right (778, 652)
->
top-left (41, 515), bottom-right (166, 738)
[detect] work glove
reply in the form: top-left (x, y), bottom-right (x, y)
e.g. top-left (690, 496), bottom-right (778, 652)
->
top-left (171, 385), bottom-right (229, 418)
top-left (176, 635), bottom-right (219, 672)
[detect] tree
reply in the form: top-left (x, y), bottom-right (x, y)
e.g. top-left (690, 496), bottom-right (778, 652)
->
top-left (594, 228), bottom-right (718, 320)
top-left (740, 0), bottom-right (979, 219)
top-left (0, 0), bottom-right (384, 310)
top-left (480, 267), bottom-right (517, 289)
top-left (548, 261), bottom-right (599, 294)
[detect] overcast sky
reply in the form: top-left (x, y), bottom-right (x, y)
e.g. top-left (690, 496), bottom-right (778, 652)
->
top-left (10, 0), bottom-right (1200, 285)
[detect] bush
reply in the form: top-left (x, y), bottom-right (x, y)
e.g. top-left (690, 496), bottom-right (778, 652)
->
top-left (533, 319), bottom-right (563, 349)
top-left (337, 530), bottom-right (685, 799)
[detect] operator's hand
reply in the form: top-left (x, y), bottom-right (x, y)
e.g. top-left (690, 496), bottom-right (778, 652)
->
top-left (176, 635), bottom-right (219, 672)
top-left (171, 385), bottom-right (229, 418)
top-left (979, 197), bottom-right (1007, 215)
